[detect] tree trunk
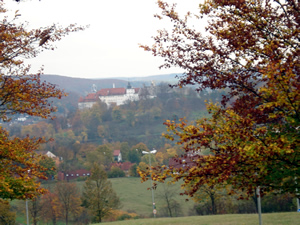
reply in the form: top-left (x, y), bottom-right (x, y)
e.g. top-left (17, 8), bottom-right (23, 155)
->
top-left (65, 211), bottom-right (68, 225)
top-left (51, 203), bottom-right (57, 225)
top-left (31, 200), bottom-right (38, 225)
top-left (252, 192), bottom-right (258, 213)
top-left (210, 193), bottom-right (216, 215)
top-left (52, 217), bottom-right (56, 225)
top-left (166, 194), bottom-right (173, 217)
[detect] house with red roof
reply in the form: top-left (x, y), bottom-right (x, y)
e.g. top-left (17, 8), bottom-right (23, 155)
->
top-left (113, 150), bottom-right (122, 162)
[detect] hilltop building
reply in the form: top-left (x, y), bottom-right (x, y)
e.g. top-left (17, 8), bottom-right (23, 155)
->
top-left (78, 82), bottom-right (156, 109)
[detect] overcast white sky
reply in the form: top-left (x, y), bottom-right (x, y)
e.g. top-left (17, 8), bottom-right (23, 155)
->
top-left (6, 0), bottom-right (202, 79)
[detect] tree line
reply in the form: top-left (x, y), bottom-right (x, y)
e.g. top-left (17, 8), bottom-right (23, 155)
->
top-left (1, 164), bottom-right (126, 225)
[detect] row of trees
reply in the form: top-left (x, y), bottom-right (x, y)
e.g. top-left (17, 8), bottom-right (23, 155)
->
top-left (4, 164), bottom-right (121, 225)
top-left (189, 184), bottom-right (296, 216)
top-left (156, 182), bottom-right (296, 218)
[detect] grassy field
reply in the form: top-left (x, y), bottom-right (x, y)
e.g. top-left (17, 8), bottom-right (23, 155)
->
top-left (109, 177), bottom-right (194, 217)
top-left (75, 177), bottom-right (194, 217)
top-left (13, 177), bottom-right (193, 224)
top-left (98, 212), bottom-right (300, 225)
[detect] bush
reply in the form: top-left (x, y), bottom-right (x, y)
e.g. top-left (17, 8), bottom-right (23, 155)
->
top-left (108, 166), bottom-right (125, 178)
top-left (0, 200), bottom-right (16, 225)
top-left (191, 192), bottom-right (296, 215)
top-left (129, 164), bottom-right (139, 177)
top-left (117, 214), bottom-right (132, 221)
top-left (262, 192), bottom-right (296, 213)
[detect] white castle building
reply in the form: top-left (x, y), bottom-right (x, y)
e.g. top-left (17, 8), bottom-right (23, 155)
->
top-left (78, 82), bottom-right (141, 109)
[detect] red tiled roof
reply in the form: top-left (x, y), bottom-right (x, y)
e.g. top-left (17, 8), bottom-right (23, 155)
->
top-left (121, 161), bottom-right (133, 170)
top-left (79, 87), bottom-right (140, 103)
top-left (86, 93), bottom-right (97, 100)
top-left (110, 162), bottom-right (134, 171)
top-left (113, 150), bottom-right (121, 156)
top-left (79, 93), bottom-right (98, 103)
top-left (97, 88), bottom-right (126, 96)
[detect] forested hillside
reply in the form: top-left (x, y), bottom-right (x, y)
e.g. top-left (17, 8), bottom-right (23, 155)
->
top-left (6, 79), bottom-right (225, 172)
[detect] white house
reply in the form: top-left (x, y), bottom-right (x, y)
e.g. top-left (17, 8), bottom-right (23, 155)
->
top-left (113, 150), bottom-right (122, 162)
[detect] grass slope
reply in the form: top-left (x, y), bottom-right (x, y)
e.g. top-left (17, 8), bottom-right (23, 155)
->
top-left (14, 177), bottom-right (299, 224)
top-left (98, 212), bottom-right (300, 225)
top-left (109, 177), bottom-right (194, 217)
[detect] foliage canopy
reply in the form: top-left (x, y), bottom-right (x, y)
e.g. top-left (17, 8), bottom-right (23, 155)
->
top-left (82, 164), bottom-right (121, 223)
top-left (140, 0), bottom-right (299, 197)
top-left (0, 0), bottom-right (84, 199)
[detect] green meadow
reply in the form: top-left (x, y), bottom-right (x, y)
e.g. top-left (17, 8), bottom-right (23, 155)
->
top-left (109, 177), bottom-right (194, 217)
top-left (98, 212), bottom-right (299, 225)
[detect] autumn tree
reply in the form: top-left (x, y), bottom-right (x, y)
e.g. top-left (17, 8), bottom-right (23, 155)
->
top-left (157, 183), bottom-right (183, 217)
top-left (70, 111), bottom-right (85, 136)
top-left (0, 199), bottom-right (15, 225)
top-left (0, 0), bottom-right (84, 200)
top-left (140, 0), bottom-right (299, 197)
top-left (82, 164), bottom-right (121, 223)
top-left (112, 106), bottom-right (122, 122)
top-left (108, 166), bottom-right (125, 178)
top-left (40, 192), bottom-right (61, 225)
top-left (80, 102), bottom-right (104, 140)
top-left (129, 164), bottom-right (139, 177)
top-left (129, 142), bottom-right (149, 164)
top-left (54, 130), bottom-right (77, 148)
top-left (55, 182), bottom-right (82, 225)
top-left (120, 142), bottom-right (131, 161)
top-left (141, 153), bottom-right (156, 164)
top-left (138, 161), bottom-right (148, 173)
top-left (21, 122), bottom-right (55, 140)
top-left (97, 144), bottom-right (113, 170)
top-left (38, 156), bottom-right (56, 180)
top-left (191, 184), bottom-right (224, 215)
top-left (127, 149), bottom-right (141, 164)
top-left (132, 142), bottom-right (149, 153)
top-left (28, 196), bottom-right (43, 225)
top-left (155, 152), bottom-right (165, 165)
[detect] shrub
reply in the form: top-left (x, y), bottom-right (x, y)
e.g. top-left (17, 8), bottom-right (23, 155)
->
top-left (108, 166), bottom-right (125, 178)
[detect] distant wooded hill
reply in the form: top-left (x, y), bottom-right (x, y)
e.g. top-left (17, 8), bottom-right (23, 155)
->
top-left (41, 73), bottom-right (181, 96)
